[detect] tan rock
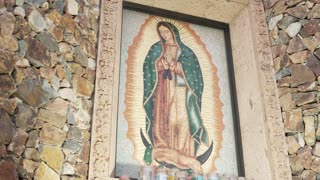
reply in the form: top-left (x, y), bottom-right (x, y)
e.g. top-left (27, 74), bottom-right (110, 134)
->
top-left (304, 116), bottom-right (316, 146)
top-left (73, 76), bottom-right (94, 97)
top-left (311, 157), bottom-right (320, 173)
top-left (0, 99), bottom-right (16, 115)
top-left (23, 159), bottom-right (39, 174)
top-left (0, 35), bottom-right (19, 51)
top-left (278, 76), bottom-right (291, 87)
top-left (297, 146), bottom-right (312, 169)
top-left (79, 140), bottom-right (90, 163)
top-left (283, 108), bottom-right (303, 132)
top-left (26, 130), bottom-right (39, 148)
top-left (39, 123), bottom-right (66, 146)
top-left (24, 148), bottom-right (40, 161)
top-left (34, 162), bottom-right (59, 180)
top-left (45, 98), bottom-right (69, 116)
top-left (40, 145), bottom-right (64, 173)
top-left (58, 88), bottom-right (77, 102)
top-left (291, 64), bottom-right (316, 87)
top-left (66, 0), bottom-right (79, 15)
top-left (60, 14), bottom-right (75, 33)
top-left (60, 79), bottom-right (70, 88)
top-left (313, 142), bottom-right (320, 157)
top-left (290, 155), bottom-right (304, 175)
top-left (298, 81), bottom-right (317, 92)
top-left (61, 162), bottom-right (74, 175)
top-left (317, 117), bottom-right (320, 140)
top-left (49, 26), bottom-right (64, 42)
top-left (15, 57), bottom-right (30, 68)
top-left (292, 176), bottom-right (302, 180)
top-left (289, 50), bottom-right (309, 63)
top-left (293, 92), bottom-right (317, 106)
top-left (46, 10), bottom-right (62, 25)
top-left (75, 109), bottom-right (91, 130)
top-left (303, 108), bottom-right (318, 116)
top-left (278, 87), bottom-right (298, 97)
top-left (40, 67), bottom-right (55, 83)
top-left (38, 108), bottom-right (66, 128)
top-left (286, 136), bottom-right (300, 154)
top-left (302, 33), bottom-right (320, 52)
top-left (280, 93), bottom-right (296, 111)
top-left (58, 42), bottom-right (72, 53)
top-left (69, 63), bottom-right (85, 75)
top-left (14, 67), bottom-right (24, 85)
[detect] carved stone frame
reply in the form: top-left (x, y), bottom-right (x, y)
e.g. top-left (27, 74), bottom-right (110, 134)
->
top-left (89, 0), bottom-right (292, 179)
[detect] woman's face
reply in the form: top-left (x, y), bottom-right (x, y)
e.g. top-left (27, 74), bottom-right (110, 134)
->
top-left (158, 25), bottom-right (173, 42)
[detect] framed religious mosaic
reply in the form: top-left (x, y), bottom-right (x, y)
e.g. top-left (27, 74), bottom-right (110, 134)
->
top-left (114, 2), bottom-right (244, 179)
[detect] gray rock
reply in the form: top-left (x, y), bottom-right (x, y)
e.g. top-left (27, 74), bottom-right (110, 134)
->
top-left (65, 0), bottom-right (78, 15)
top-left (16, 78), bottom-right (51, 108)
top-left (39, 123), bottom-right (66, 146)
top-left (0, 110), bottom-right (14, 145)
top-left (74, 46), bottom-right (88, 67)
top-left (63, 139), bottom-right (81, 152)
top-left (15, 103), bottom-right (37, 131)
top-left (53, 0), bottom-right (65, 15)
top-left (279, 30), bottom-right (290, 44)
top-left (13, 6), bottom-right (25, 17)
top-left (18, 40), bottom-right (27, 57)
top-left (50, 75), bottom-right (60, 92)
top-left (41, 79), bottom-right (59, 99)
top-left (285, 22), bottom-right (302, 37)
top-left (275, 67), bottom-right (291, 80)
top-left (269, 14), bottom-right (283, 30)
top-left (67, 126), bottom-right (81, 141)
top-left (58, 88), bottom-right (77, 102)
top-left (38, 31), bottom-right (59, 52)
top-left (28, 9), bottom-right (47, 32)
top-left (26, 130), bottom-right (39, 148)
top-left (38, 108), bottom-right (66, 128)
top-left (0, 75), bottom-right (16, 99)
top-left (67, 107), bottom-right (76, 125)
top-left (25, 0), bottom-right (46, 7)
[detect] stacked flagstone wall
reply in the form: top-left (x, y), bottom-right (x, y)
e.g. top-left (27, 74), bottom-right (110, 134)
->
top-left (264, 0), bottom-right (320, 178)
top-left (0, 0), bottom-right (99, 179)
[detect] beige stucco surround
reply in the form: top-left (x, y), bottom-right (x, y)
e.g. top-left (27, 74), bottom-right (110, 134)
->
top-left (89, 0), bottom-right (292, 179)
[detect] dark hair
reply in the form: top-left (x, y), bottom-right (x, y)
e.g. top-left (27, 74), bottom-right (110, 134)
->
top-left (157, 21), bottom-right (175, 41)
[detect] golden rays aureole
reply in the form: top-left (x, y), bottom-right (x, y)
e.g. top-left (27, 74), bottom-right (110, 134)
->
top-left (124, 16), bottom-right (224, 173)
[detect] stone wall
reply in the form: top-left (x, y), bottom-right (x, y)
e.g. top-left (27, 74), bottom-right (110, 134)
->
top-left (0, 0), bottom-right (99, 179)
top-left (264, 0), bottom-right (320, 178)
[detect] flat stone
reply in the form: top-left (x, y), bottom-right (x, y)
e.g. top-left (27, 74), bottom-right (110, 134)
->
top-left (0, 75), bottom-right (15, 99)
top-left (60, 14), bottom-right (75, 33)
top-left (55, 64), bottom-right (66, 80)
top-left (279, 92), bottom-right (296, 111)
top-left (287, 37), bottom-right (307, 54)
top-left (13, 17), bottom-right (30, 40)
top-left (291, 64), bottom-right (315, 87)
top-left (67, 126), bottom-right (81, 141)
top-left (63, 139), bottom-right (81, 152)
top-left (85, 67), bottom-right (95, 83)
top-left (0, 99), bottom-right (16, 115)
top-left (317, 117), bottom-right (320, 140)
top-left (7, 128), bottom-right (28, 156)
top-left (286, 0), bottom-right (304, 6)
top-left (85, 42), bottom-right (96, 58)
top-left (75, 109), bottom-right (90, 129)
top-left (311, 157), bottom-right (320, 173)
top-left (286, 22), bottom-right (302, 37)
top-left (75, 162), bottom-right (88, 178)
top-left (45, 98), bottom-right (69, 116)
top-left (290, 155), bottom-right (304, 175)
top-left (0, 49), bottom-right (15, 74)
top-left (39, 123), bottom-right (66, 146)
top-left (61, 162), bottom-right (74, 175)
top-left (304, 116), bottom-right (316, 146)
top-left (289, 50), bottom-right (309, 63)
top-left (315, 48), bottom-right (320, 59)
top-left (15, 57), bottom-right (30, 68)
top-left (16, 78), bottom-right (51, 108)
top-left (15, 103), bottom-right (37, 131)
top-left (28, 9), bottom-right (47, 32)
top-left (307, 54), bottom-right (320, 76)
top-left (281, 54), bottom-right (291, 68)
top-left (286, 6), bottom-right (309, 19)
top-left (22, 159), bottom-right (39, 175)
top-left (15, 0), bottom-right (24, 6)
top-left (0, 11), bottom-right (15, 36)
top-left (50, 75), bottom-right (60, 92)
top-left (34, 162), bottom-right (59, 180)
top-left (0, 110), bottom-right (14, 145)
top-left (40, 67), bottom-right (55, 82)
top-left (74, 46), bottom-right (88, 67)
top-left (283, 108), bottom-right (303, 132)
top-left (48, 26), bottom-right (64, 43)
top-left (41, 79), bottom-right (59, 99)
top-left (300, 19), bottom-right (320, 37)
top-left (13, 67), bottom-right (24, 85)
top-left (88, 58), bottom-right (96, 70)
top-left (292, 176), bottom-right (302, 180)
top-left (296, 132), bottom-right (305, 147)
top-left (60, 79), bottom-right (70, 88)
top-left (26, 130), bottom-right (39, 148)
top-left (306, 1), bottom-right (314, 8)
top-left (34, 120), bottom-right (44, 130)
top-left (0, 160), bottom-right (18, 180)
top-left (264, 0), bottom-right (280, 8)
top-left (298, 81), bottom-right (317, 92)
top-left (40, 145), bottom-right (64, 173)
top-left (293, 92), bottom-right (316, 106)
top-left (279, 15), bottom-right (298, 30)
top-left (58, 42), bottom-right (71, 53)
top-left (313, 142), bottom-right (320, 157)
top-left (297, 146), bottom-right (313, 169)
top-left (67, 107), bottom-right (76, 125)
top-left (69, 63), bottom-right (85, 75)
top-left (58, 88), bottom-right (77, 102)
top-left (278, 76), bottom-right (291, 87)
top-left (25, 0), bottom-right (46, 7)
top-left (38, 31), bottom-right (59, 52)
top-left (269, 14), bottom-right (283, 30)
top-left (308, 4), bottom-right (320, 19)
top-left (301, 170), bottom-right (316, 180)
top-left (79, 140), bottom-right (90, 163)
top-left (287, 135), bottom-right (301, 154)
top-left (53, 0), bottom-right (65, 15)
top-left (303, 108), bottom-right (318, 116)
top-left (275, 67), bottom-right (291, 80)
top-left (302, 33), bottom-right (320, 52)
top-left (24, 148), bottom-right (40, 161)
top-left (25, 37), bottom-right (50, 67)
top-left (274, 57), bottom-right (281, 72)
top-left (13, 6), bottom-right (25, 17)
top-left (46, 10), bottom-right (61, 25)
top-left (65, 0), bottom-right (78, 15)
top-left (0, 35), bottom-right (19, 51)
top-left (73, 76), bottom-right (94, 97)
top-left (310, 0), bottom-right (320, 3)
top-left (38, 108), bottom-right (66, 128)
top-left (17, 40), bottom-right (27, 57)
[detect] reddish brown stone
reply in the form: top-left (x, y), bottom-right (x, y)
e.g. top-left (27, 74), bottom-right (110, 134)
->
top-left (293, 92), bottom-right (317, 106)
top-left (25, 37), bottom-right (51, 67)
top-left (49, 26), bottom-right (64, 42)
top-left (286, 6), bottom-right (309, 19)
top-left (298, 81), bottom-right (317, 92)
top-left (310, 0), bottom-right (320, 3)
top-left (13, 17), bottom-right (30, 39)
top-left (297, 146), bottom-right (313, 169)
top-left (287, 37), bottom-right (307, 54)
top-left (0, 146), bottom-right (7, 158)
top-left (289, 50), bottom-right (309, 63)
top-left (278, 76), bottom-right (291, 87)
top-left (278, 87), bottom-right (298, 97)
top-left (0, 49), bottom-right (15, 74)
top-left (46, 10), bottom-right (61, 25)
top-left (79, 141), bottom-right (90, 163)
top-left (0, 110), bottom-right (14, 145)
top-left (7, 128), bottom-right (28, 156)
top-left (61, 14), bottom-right (75, 33)
top-left (283, 108), bottom-right (303, 132)
top-left (286, 0), bottom-right (304, 6)
top-left (291, 64), bottom-right (315, 87)
top-left (40, 67), bottom-right (55, 83)
top-left (307, 54), bottom-right (320, 76)
top-left (300, 19), bottom-right (320, 38)
top-left (0, 160), bottom-right (18, 180)
top-left (0, 75), bottom-right (15, 100)
top-left (75, 162), bottom-right (88, 178)
top-left (26, 130), bottom-right (39, 148)
top-left (15, 103), bottom-right (37, 131)
top-left (301, 170), bottom-right (316, 180)
top-left (315, 48), bottom-right (320, 59)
